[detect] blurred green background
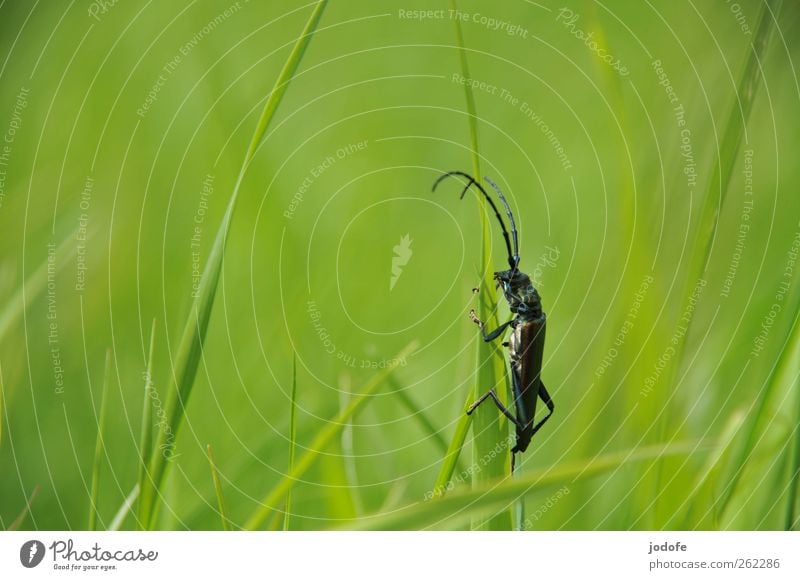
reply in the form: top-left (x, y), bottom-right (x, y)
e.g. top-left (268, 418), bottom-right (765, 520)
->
top-left (1, 0), bottom-right (799, 530)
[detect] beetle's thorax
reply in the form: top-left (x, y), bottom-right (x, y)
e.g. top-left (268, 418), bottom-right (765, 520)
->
top-left (495, 269), bottom-right (542, 321)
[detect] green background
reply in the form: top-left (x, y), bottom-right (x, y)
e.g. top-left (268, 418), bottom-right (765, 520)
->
top-left (1, 0), bottom-right (799, 530)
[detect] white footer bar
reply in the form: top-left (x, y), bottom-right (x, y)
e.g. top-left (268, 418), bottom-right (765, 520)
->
top-left (1, 531), bottom-right (798, 579)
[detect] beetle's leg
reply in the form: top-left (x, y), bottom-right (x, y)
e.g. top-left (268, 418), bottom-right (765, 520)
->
top-left (468, 310), bottom-right (513, 343)
top-left (467, 388), bottom-right (524, 430)
top-left (530, 381), bottom-right (555, 437)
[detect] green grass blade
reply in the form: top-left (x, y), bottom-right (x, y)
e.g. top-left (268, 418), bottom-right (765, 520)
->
top-left (388, 375), bottom-right (455, 459)
top-left (283, 353), bottom-right (298, 531)
top-left (8, 485), bottom-right (40, 531)
top-left (787, 381), bottom-right (800, 530)
top-left (695, 0), bottom-right (782, 277)
top-left (0, 232), bottom-right (77, 344)
top-left (717, 288), bottom-right (800, 518)
top-left (674, 408), bottom-right (746, 527)
top-left (206, 444), bottom-right (231, 531)
top-left (341, 442), bottom-right (706, 530)
top-left (431, 390), bottom-right (473, 497)
top-left (449, 0), bottom-right (512, 531)
top-left (108, 485), bottom-right (139, 531)
top-left (244, 342), bottom-right (418, 530)
top-left (0, 361), bottom-right (5, 449)
top-left (450, 0), bottom-right (480, 177)
top-left (138, 0), bottom-right (329, 529)
top-left (665, 0), bottom-right (781, 375)
top-left (88, 348), bottom-right (112, 531)
top-left (770, 299), bottom-right (800, 529)
top-left (135, 319), bottom-right (156, 529)
top-left (653, 0), bottom-right (781, 514)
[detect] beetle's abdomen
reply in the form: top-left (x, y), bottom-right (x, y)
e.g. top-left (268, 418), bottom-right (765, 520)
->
top-left (509, 315), bottom-right (546, 435)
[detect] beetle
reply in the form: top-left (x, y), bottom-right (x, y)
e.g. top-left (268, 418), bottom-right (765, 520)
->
top-left (432, 171), bottom-right (554, 470)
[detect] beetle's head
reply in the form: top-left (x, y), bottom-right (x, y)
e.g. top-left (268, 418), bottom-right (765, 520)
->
top-left (494, 269), bottom-right (541, 318)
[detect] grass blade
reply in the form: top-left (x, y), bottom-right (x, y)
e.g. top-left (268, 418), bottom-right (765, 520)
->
top-left (431, 390), bottom-right (473, 497)
top-left (0, 231), bottom-right (77, 344)
top-left (108, 485), bottom-right (139, 531)
top-left (244, 342), bottom-right (417, 530)
top-left (138, 0), bottom-right (329, 529)
top-left (206, 444), bottom-right (231, 531)
top-left (8, 485), bottom-right (40, 531)
top-left (694, 0), bottom-right (782, 278)
top-left (341, 442), bottom-right (706, 530)
top-left (674, 408), bottom-right (746, 528)
top-left (388, 375), bottom-right (455, 459)
top-left (653, 0), bottom-right (782, 514)
top-left (135, 319), bottom-right (156, 529)
top-left (0, 361), bottom-right (5, 449)
top-left (787, 380), bottom-right (800, 530)
top-left (88, 348), bottom-right (111, 530)
top-left (448, 0), bottom-right (512, 531)
top-left (717, 288), bottom-right (800, 518)
top-left (283, 353), bottom-right (298, 531)
top-left (664, 0), bottom-right (781, 382)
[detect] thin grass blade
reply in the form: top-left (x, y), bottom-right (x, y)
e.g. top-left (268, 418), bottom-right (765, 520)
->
top-left (207, 444), bottom-right (231, 531)
top-left (245, 342), bottom-right (417, 530)
top-left (674, 408), bottom-right (746, 528)
top-left (0, 362), bottom-right (5, 449)
top-left (448, 0), bottom-right (512, 531)
top-left (135, 319), bottom-right (156, 529)
top-left (431, 390), bottom-right (473, 497)
top-left (108, 485), bottom-right (139, 531)
top-left (388, 375), bottom-right (455, 459)
top-left (138, 0), bottom-right (329, 529)
top-left (0, 231), bottom-right (77, 344)
top-left (283, 353), bottom-right (299, 530)
top-left (778, 312), bottom-right (800, 529)
top-left (88, 348), bottom-right (112, 530)
top-left (787, 382), bottom-right (800, 530)
top-left (8, 485), bottom-right (40, 531)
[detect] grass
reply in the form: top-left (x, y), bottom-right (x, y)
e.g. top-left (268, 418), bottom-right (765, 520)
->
top-left (1, 1), bottom-right (798, 532)
top-left (651, 0), bottom-right (784, 523)
top-left (283, 353), bottom-right (298, 531)
top-left (136, 0), bottom-right (330, 530)
top-left (342, 441), bottom-right (707, 530)
top-left (135, 320), bottom-right (156, 529)
top-left (206, 444), bottom-right (231, 531)
top-left (244, 341), bottom-right (418, 530)
top-left (87, 348), bottom-right (111, 531)
top-left (660, 0), bottom-right (782, 393)
top-left (7, 485), bottom-right (39, 531)
top-left (388, 375), bottom-right (454, 459)
top-left (447, 0), bottom-right (513, 531)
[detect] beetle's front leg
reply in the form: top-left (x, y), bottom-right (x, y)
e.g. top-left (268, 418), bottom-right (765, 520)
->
top-left (468, 309), bottom-right (513, 343)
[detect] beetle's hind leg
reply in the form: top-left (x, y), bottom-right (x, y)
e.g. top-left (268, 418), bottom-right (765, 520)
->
top-left (469, 309), bottom-right (513, 343)
top-left (530, 381), bottom-right (555, 437)
top-left (467, 389), bottom-right (524, 430)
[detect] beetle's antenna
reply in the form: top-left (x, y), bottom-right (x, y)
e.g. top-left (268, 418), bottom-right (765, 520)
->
top-left (483, 176), bottom-right (520, 272)
top-left (433, 171), bottom-right (515, 269)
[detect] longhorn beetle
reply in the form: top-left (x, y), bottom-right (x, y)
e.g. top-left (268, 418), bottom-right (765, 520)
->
top-left (432, 171), bottom-right (554, 471)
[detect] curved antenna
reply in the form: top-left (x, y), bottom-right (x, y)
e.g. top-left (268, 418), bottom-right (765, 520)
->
top-left (483, 176), bottom-right (520, 271)
top-left (432, 171), bottom-right (515, 269)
